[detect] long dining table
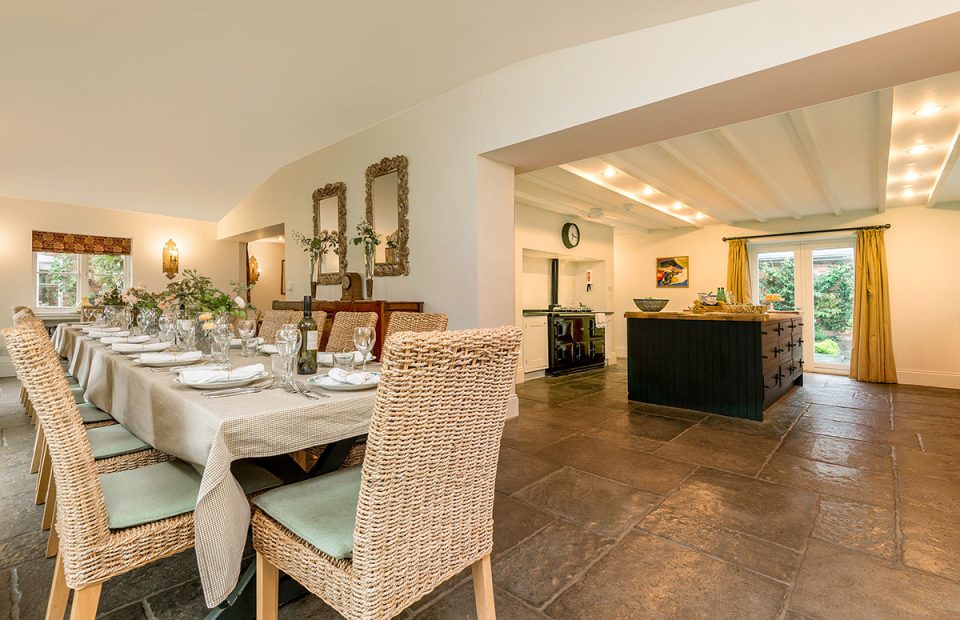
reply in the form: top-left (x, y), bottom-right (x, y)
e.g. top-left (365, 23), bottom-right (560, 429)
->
top-left (52, 324), bottom-right (376, 608)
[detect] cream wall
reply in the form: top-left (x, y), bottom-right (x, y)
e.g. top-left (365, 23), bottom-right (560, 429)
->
top-left (614, 206), bottom-right (960, 388)
top-left (0, 195), bottom-right (241, 375)
top-left (247, 240), bottom-right (286, 312)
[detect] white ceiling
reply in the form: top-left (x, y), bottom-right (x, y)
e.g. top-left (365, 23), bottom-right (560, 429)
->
top-left (518, 71), bottom-right (960, 231)
top-left (0, 0), bottom-right (750, 221)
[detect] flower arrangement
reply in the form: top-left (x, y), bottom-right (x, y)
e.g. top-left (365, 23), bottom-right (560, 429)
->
top-left (351, 219), bottom-right (381, 251)
top-left (122, 285), bottom-right (162, 310)
top-left (293, 229), bottom-right (340, 283)
top-left (161, 270), bottom-right (252, 316)
top-left (90, 285), bottom-right (123, 306)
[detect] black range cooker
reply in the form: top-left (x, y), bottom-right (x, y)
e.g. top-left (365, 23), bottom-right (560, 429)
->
top-left (546, 310), bottom-right (605, 376)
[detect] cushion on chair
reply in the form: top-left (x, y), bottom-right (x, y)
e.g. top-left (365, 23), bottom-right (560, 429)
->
top-left (78, 403), bottom-right (114, 424)
top-left (232, 459), bottom-right (283, 495)
top-left (100, 460), bottom-right (202, 529)
top-left (253, 466), bottom-right (362, 559)
top-left (70, 386), bottom-right (87, 404)
top-left (87, 424), bottom-right (151, 459)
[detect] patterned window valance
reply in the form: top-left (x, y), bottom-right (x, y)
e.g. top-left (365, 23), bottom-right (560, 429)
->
top-left (32, 230), bottom-right (132, 255)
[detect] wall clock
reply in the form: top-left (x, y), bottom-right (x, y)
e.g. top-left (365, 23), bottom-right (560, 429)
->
top-left (561, 222), bottom-right (580, 249)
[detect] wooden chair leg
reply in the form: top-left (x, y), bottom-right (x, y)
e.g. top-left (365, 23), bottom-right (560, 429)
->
top-left (471, 554), bottom-right (496, 620)
top-left (45, 552), bottom-right (69, 620)
top-left (46, 522), bottom-right (60, 558)
top-left (256, 552), bottom-right (279, 620)
top-left (30, 424), bottom-right (45, 473)
top-left (69, 583), bottom-right (102, 620)
top-left (35, 447), bottom-right (51, 505)
top-left (42, 479), bottom-right (57, 530)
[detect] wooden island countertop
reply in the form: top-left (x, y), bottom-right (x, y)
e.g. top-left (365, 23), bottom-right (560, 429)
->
top-left (624, 311), bottom-right (800, 323)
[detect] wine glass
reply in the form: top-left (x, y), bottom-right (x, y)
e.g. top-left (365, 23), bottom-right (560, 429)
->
top-left (176, 317), bottom-right (196, 352)
top-left (353, 326), bottom-right (375, 372)
top-left (275, 324), bottom-right (301, 382)
top-left (237, 319), bottom-right (257, 357)
top-left (103, 305), bottom-right (117, 328)
top-left (157, 314), bottom-right (175, 344)
top-left (211, 323), bottom-right (234, 368)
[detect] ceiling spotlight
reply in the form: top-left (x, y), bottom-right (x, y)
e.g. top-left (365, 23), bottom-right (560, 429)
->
top-left (643, 186), bottom-right (654, 196)
top-left (914, 103), bottom-right (946, 117)
top-left (672, 202), bottom-right (684, 210)
top-left (603, 166), bottom-right (617, 178)
top-left (902, 188), bottom-right (915, 198)
top-left (694, 212), bottom-right (705, 221)
top-left (622, 203), bottom-right (634, 212)
top-left (903, 171), bottom-right (920, 182)
top-left (587, 207), bottom-right (604, 218)
top-left (907, 144), bottom-right (931, 155)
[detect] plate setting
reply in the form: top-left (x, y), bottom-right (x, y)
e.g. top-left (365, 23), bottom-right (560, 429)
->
top-left (308, 371), bottom-right (380, 392)
top-left (174, 372), bottom-right (269, 390)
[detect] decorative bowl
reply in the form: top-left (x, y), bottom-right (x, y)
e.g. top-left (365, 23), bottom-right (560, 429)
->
top-left (633, 298), bottom-right (668, 312)
top-left (697, 292), bottom-right (719, 305)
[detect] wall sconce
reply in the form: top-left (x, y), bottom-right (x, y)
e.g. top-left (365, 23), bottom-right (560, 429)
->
top-left (162, 239), bottom-right (180, 279)
top-left (248, 255), bottom-right (260, 285)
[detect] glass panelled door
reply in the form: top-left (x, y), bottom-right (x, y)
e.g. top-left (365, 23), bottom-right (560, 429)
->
top-left (752, 239), bottom-right (856, 374)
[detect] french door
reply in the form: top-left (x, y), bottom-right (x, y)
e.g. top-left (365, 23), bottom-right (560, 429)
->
top-left (752, 239), bottom-right (856, 374)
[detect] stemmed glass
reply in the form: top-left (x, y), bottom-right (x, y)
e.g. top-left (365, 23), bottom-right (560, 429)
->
top-left (103, 305), bottom-right (118, 328)
top-left (176, 317), bottom-right (196, 352)
top-left (237, 319), bottom-right (257, 357)
top-left (211, 323), bottom-right (234, 368)
top-left (92, 309), bottom-right (105, 328)
top-left (158, 315), bottom-right (176, 344)
top-left (120, 307), bottom-right (134, 332)
top-left (353, 327), bottom-right (375, 372)
top-left (274, 324), bottom-right (301, 382)
top-left (138, 308), bottom-right (158, 337)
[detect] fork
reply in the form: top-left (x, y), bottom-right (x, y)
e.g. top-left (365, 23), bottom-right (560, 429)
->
top-left (297, 380), bottom-right (328, 399)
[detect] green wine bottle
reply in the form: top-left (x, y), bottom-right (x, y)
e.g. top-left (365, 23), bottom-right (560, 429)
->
top-left (716, 287), bottom-right (727, 303)
top-left (297, 295), bottom-right (318, 375)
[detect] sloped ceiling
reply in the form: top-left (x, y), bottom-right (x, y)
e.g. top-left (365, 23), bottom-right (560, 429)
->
top-left (518, 71), bottom-right (960, 231)
top-left (0, 0), bottom-right (751, 220)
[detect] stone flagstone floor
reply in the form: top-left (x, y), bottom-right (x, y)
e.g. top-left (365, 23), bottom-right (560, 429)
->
top-left (2, 366), bottom-right (960, 618)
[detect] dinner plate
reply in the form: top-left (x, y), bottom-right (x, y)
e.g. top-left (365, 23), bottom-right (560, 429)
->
top-left (174, 372), bottom-right (268, 390)
top-left (137, 356), bottom-right (204, 368)
top-left (308, 372), bottom-right (380, 391)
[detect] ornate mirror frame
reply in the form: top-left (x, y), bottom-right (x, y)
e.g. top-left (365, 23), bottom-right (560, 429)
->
top-left (365, 154), bottom-right (409, 276)
top-left (312, 181), bottom-right (348, 285)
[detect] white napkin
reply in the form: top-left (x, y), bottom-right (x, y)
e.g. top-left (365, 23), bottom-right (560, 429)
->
top-left (83, 326), bottom-right (120, 334)
top-left (138, 351), bottom-right (203, 364)
top-left (179, 363), bottom-right (265, 385)
top-left (317, 351), bottom-right (375, 366)
top-left (111, 342), bottom-right (172, 353)
top-left (89, 330), bottom-right (130, 339)
top-left (327, 368), bottom-right (378, 385)
top-left (101, 335), bottom-right (151, 344)
top-left (259, 344), bottom-right (278, 354)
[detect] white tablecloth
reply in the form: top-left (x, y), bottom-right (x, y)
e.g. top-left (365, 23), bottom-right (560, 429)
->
top-left (53, 325), bottom-right (375, 607)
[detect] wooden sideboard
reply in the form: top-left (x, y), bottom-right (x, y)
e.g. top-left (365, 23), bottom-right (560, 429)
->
top-left (271, 300), bottom-right (423, 359)
top-left (625, 312), bottom-right (803, 420)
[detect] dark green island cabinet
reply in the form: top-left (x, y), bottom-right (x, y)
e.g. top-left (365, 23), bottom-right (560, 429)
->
top-left (625, 311), bottom-right (804, 421)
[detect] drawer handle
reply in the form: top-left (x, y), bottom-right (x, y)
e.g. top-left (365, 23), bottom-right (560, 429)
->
top-left (773, 346), bottom-right (783, 354)
top-left (774, 326), bottom-right (784, 333)
top-left (797, 338), bottom-right (804, 345)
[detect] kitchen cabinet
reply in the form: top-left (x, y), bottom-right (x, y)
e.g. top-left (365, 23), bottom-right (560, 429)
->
top-left (522, 315), bottom-right (549, 372)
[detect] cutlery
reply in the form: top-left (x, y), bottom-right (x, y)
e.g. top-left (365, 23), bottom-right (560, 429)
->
top-left (202, 388), bottom-right (262, 399)
top-left (296, 380), bottom-right (328, 399)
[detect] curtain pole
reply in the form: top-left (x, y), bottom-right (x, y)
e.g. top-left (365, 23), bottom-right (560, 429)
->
top-left (722, 224), bottom-right (890, 242)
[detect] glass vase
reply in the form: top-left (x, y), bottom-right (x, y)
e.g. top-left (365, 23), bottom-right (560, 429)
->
top-left (364, 248), bottom-right (375, 299)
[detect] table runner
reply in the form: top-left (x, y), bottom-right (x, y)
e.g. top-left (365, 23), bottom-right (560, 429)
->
top-left (54, 325), bottom-right (375, 606)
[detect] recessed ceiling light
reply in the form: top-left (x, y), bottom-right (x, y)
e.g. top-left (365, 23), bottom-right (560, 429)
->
top-left (902, 188), bottom-right (915, 198)
top-left (907, 144), bottom-right (931, 155)
top-left (642, 186), bottom-right (654, 196)
top-left (903, 171), bottom-right (920, 181)
top-left (694, 212), bottom-right (705, 221)
top-left (914, 103), bottom-right (946, 117)
top-left (603, 166), bottom-right (617, 178)
top-left (673, 202), bottom-right (683, 210)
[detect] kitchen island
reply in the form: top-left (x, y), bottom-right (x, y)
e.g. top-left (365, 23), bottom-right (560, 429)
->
top-left (625, 311), bottom-right (803, 420)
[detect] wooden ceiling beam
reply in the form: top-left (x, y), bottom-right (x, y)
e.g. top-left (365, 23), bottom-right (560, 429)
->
top-left (927, 123), bottom-right (960, 208)
top-left (655, 143), bottom-right (769, 223)
top-left (598, 153), bottom-right (733, 225)
top-left (785, 109), bottom-right (843, 216)
top-left (875, 89), bottom-right (893, 213)
top-left (521, 172), bottom-right (668, 229)
top-left (514, 190), bottom-right (650, 232)
top-left (714, 127), bottom-right (803, 220)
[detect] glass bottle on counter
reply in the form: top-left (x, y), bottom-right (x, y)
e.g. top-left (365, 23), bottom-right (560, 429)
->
top-left (716, 287), bottom-right (727, 303)
top-left (296, 296), bottom-right (319, 375)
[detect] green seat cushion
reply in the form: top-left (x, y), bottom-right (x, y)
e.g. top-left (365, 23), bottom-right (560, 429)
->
top-left (87, 424), bottom-right (150, 459)
top-left (253, 466), bottom-right (362, 559)
top-left (100, 460), bottom-right (201, 529)
top-left (232, 459), bottom-right (283, 495)
top-left (78, 403), bottom-right (113, 424)
top-left (70, 387), bottom-right (87, 404)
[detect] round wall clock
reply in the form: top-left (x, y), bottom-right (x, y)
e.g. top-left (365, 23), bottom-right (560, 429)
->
top-left (561, 222), bottom-right (581, 249)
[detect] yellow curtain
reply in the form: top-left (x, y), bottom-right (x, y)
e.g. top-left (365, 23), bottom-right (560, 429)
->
top-left (850, 228), bottom-right (897, 383)
top-left (726, 239), bottom-right (751, 304)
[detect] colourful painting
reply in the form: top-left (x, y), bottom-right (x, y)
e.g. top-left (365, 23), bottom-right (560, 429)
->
top-left (656, 256), bottom-right (689, 288)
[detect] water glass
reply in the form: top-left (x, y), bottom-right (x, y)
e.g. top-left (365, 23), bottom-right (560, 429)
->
top-left (138, 308), bottom-right (158, 337)
top-left (211, 324), bottom-right (233, 367)
top-left (332, 352), bottom-right (355, 373)
top-left (353, 327), bottom-right (375, 371)
top-left (103, 305), bottom-right (118, 328)
top-left (92, 309), bottom-right (105, 328)
top-left (271, 354), bottom-right (290, 383)
top-left (176, 318), bottom-right (196, 352)
top-left (237, 319), bottom-right (257, 357)
top-left (275, 324), bottom-right (301, 381)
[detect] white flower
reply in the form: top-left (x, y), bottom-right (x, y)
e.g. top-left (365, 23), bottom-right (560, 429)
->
top-left (202, 321), bottom-right (216, 331)
top-left (234, 296), bottom-right (246, 309)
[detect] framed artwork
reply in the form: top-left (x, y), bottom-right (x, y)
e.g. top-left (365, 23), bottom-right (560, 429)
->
top-left (280, 259), bottom-right (286, 295)
top-left (656, 256), bottom-right (689, 288)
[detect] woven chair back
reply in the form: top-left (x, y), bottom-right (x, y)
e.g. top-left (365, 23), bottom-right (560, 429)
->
top-left (258, 310), bottom-right (304, 344)
top-left (351, 326), bottom-right (522, 615)
top-left (384, 312), bottom-right (448, 341)
top-left (1, 322), bottom-right (110, 573)
top-left (325, 312), bottom-right (378, 352)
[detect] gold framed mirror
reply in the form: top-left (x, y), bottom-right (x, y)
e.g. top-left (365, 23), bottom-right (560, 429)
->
top-left (312, 181), bottom-right (347, 285)
top-left (365, 155), bottom-right (409, 276)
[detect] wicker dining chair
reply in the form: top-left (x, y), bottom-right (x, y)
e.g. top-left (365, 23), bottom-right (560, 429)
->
top-left (1, 321), bottom-right (281, 620)
top-left (325, 312), bottom-right (378, 352)
top-left (258, 310), bottom-right (304, 344)
top-left (252, 326), bottom-right (523, 620)
top-left (384, 312), bottom-right (448, 340)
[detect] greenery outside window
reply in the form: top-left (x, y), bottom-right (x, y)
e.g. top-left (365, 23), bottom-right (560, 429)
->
top-left (34, 252), bottom-right (130, 310)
